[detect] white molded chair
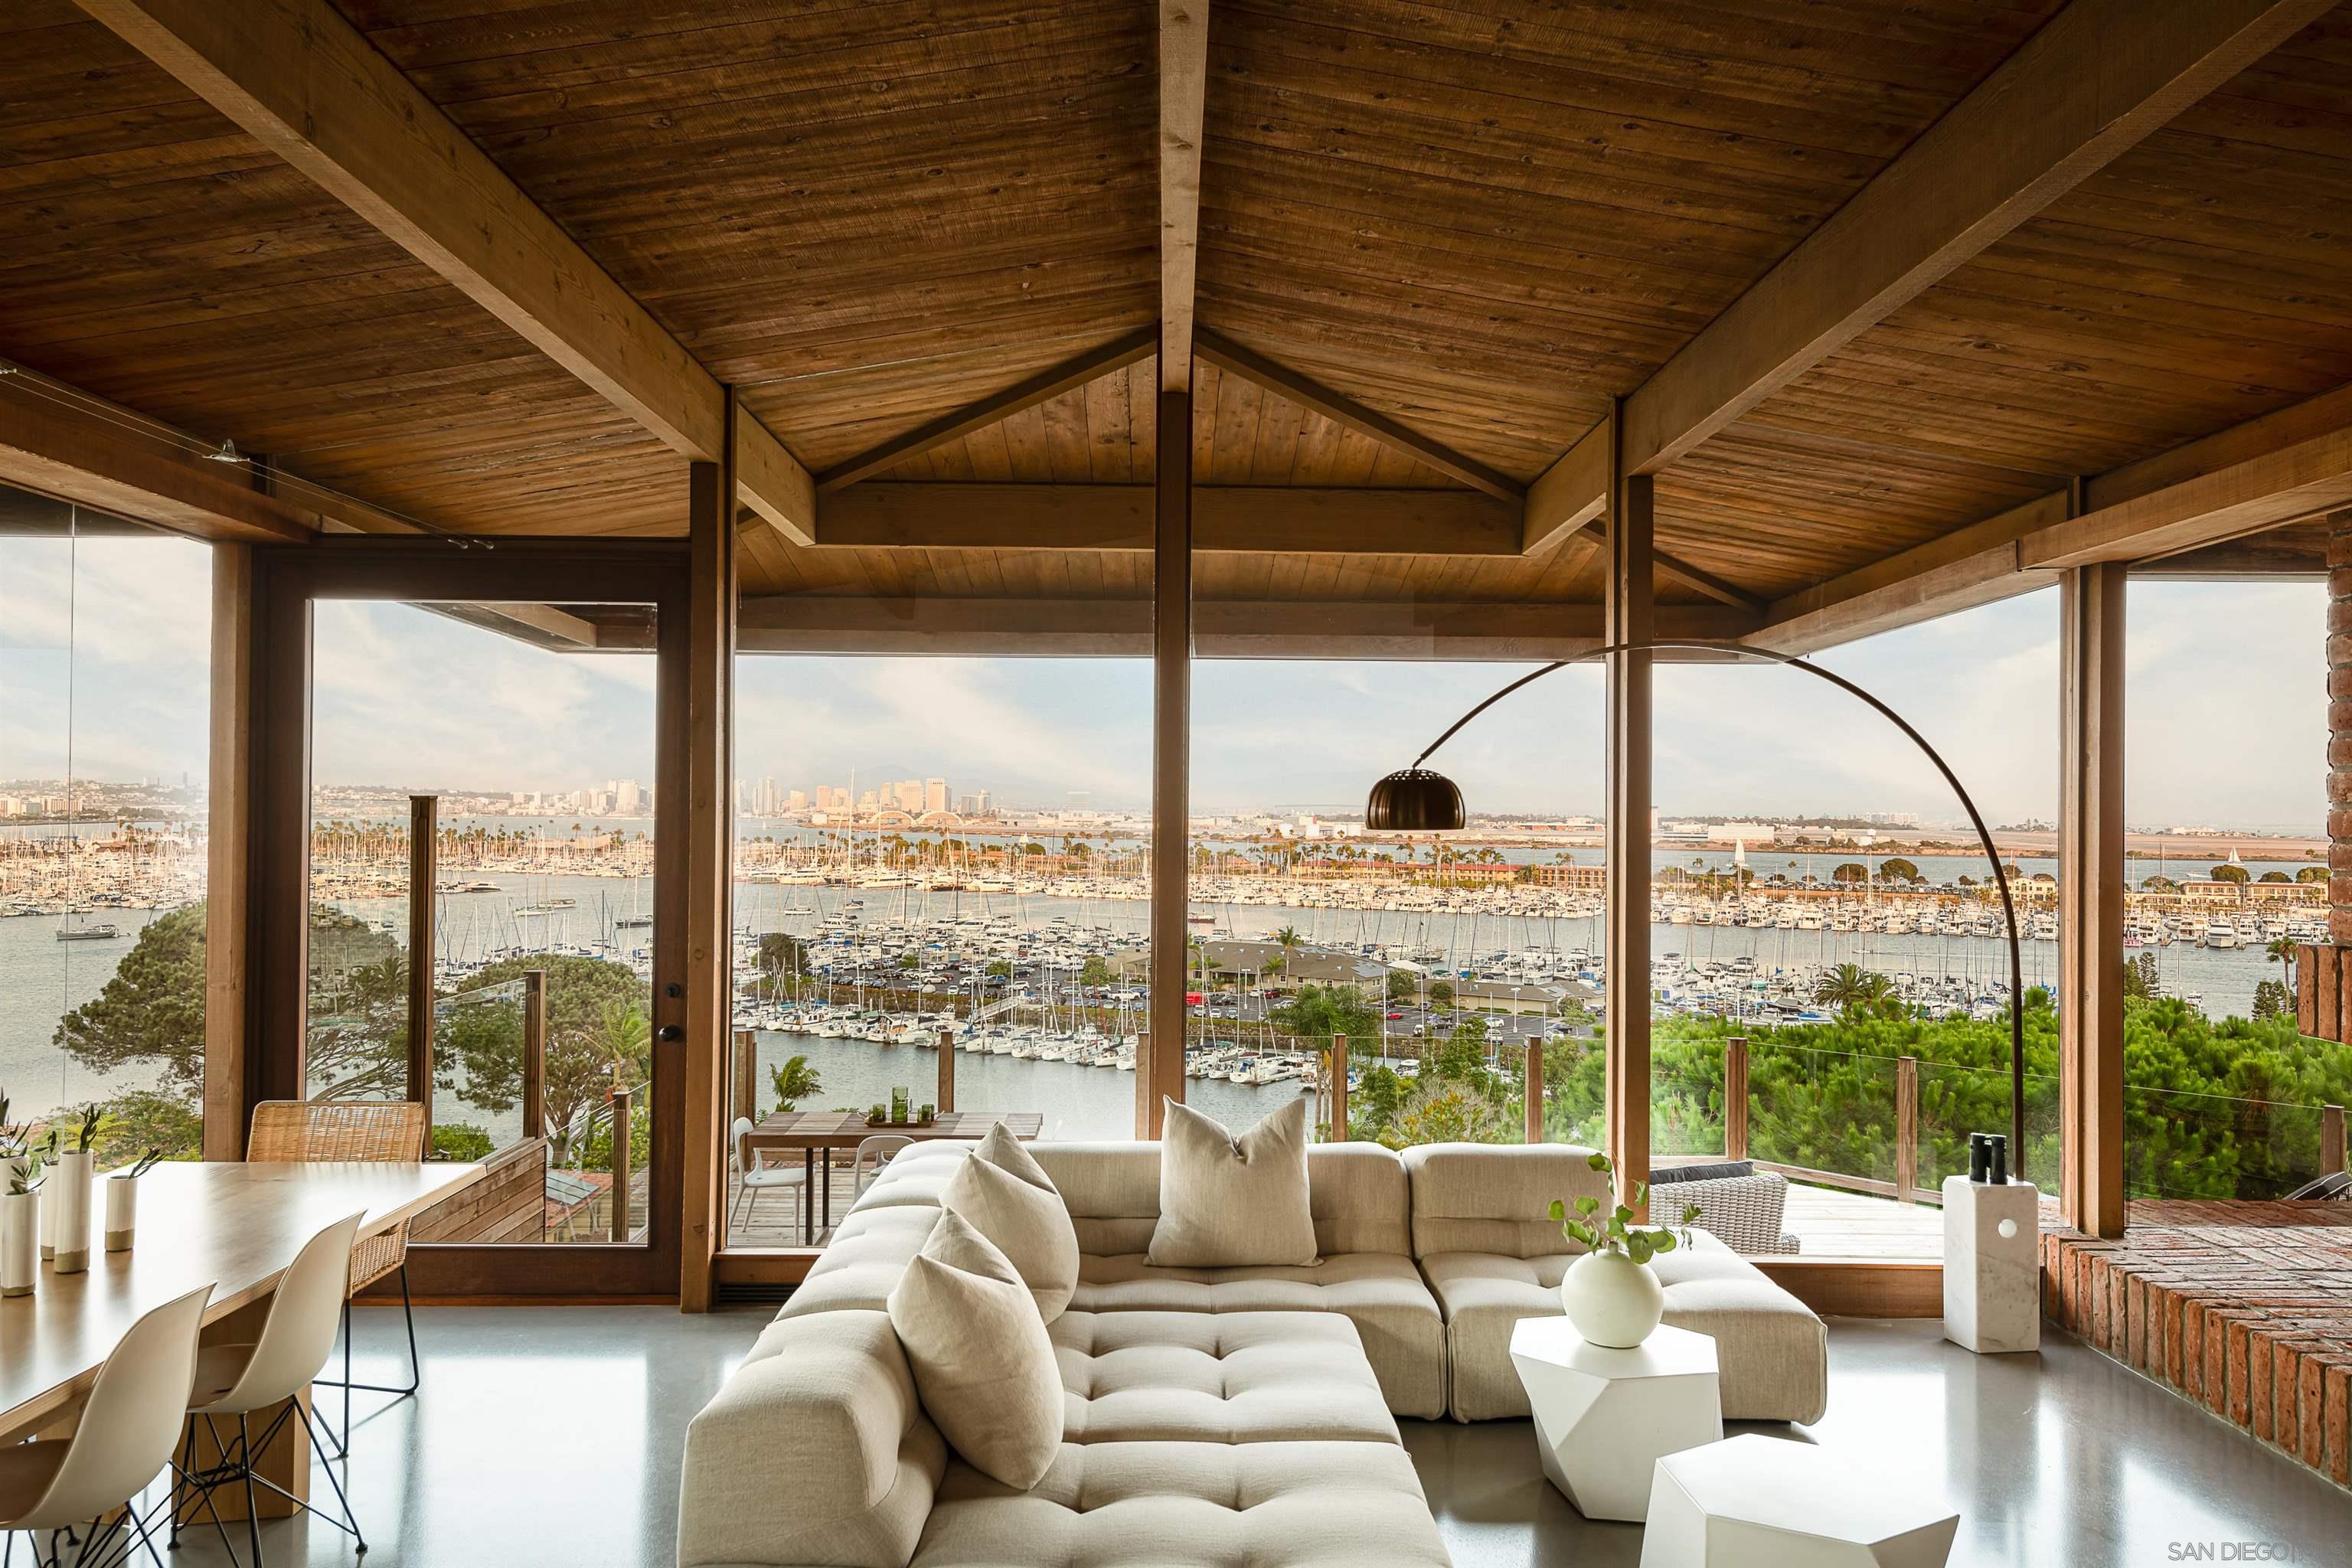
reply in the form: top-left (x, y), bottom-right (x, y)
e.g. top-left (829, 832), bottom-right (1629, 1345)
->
top-left (0, 1282), bottom-right (212, 1567)
top-left (730, 1117), bottom-right (807, 1243)
top-left (173, 1211), bottom-right (367, 1567)
top-left (851, 1135), bottom-right (913, 1199)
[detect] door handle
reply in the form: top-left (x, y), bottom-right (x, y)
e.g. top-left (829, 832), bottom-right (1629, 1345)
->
top-left (656, 1024), bottom-right (684, 1043)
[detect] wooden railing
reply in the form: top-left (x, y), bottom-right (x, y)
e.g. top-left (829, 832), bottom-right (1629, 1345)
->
top-left (411, 1137), bottom-right (549, 1243)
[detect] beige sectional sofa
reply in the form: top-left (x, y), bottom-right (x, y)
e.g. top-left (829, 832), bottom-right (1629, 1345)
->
top-left (678, 1138), bottom-right (1830, 1568)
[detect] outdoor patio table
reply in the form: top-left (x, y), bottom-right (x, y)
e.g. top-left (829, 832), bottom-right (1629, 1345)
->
top-left (743, 1109), bottom-right (1044, 1242)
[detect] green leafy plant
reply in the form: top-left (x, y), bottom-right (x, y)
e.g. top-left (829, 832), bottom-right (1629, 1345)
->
top-left (1548, 1151), bottom-right (1702, 1266)
top-left (70, 1104), bottom-right (109, 1155)
top-left (115, 1148), bottom-right (165, 1181)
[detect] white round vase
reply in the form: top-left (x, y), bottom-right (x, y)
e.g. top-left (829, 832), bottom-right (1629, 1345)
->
top-left (1559, 1249), bottom-right (1665, 1348)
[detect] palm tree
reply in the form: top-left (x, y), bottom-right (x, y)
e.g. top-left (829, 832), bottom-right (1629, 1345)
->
top-left (1815, 962), bottom-right (1891, 1010)
top-left (2266, 936), bottom-right (2298, 991)
top-left (769, 1054), bottom-right (822, 1113)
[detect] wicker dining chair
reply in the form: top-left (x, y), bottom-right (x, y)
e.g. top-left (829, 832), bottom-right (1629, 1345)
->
top-left (247, 1100), bottom-right (430, 1452)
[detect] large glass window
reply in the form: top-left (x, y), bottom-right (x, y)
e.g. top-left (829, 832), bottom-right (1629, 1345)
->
top-left (305, 599), bottom-right (658, 1243)
top-left (2124, 578), bottom-right (2348, 1200)
top-left (1646, 594), bottom-right (2061, 1260)
top-left (1190, 658), bottom-right (1605, 1151)
top-left (724, 654), bottom-right (1152, 1247)
top-left (0, 488), bottom-right (210, 1163)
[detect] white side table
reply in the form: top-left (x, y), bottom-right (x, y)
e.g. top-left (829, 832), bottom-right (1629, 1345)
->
top-left (1508, 1318), bottom-right (1722, 1521)
top-left (1642, 1433), bottom-right (1959, 1567)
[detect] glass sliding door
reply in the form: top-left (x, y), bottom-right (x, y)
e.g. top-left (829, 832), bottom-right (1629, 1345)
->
top-left (254, 540), bottom-right (689, 1295)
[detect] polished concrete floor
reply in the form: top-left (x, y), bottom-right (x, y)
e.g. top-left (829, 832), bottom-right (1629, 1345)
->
top-left (122, 1308), bottom-right (2347, 1567)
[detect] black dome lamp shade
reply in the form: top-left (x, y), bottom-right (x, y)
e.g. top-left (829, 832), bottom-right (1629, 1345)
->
top-left (1364, 768), bottom-right (1465, 832)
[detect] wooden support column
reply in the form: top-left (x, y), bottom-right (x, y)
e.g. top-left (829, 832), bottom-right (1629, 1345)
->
top-left (2058, 563), bottom-right (2127, 1237)
top-left (204, 543), bottom-right (256, 1160)
top-left (936, 1027), bottom-right (956, 1114)
top-left (1524, 1040), bottom-right (1544, 1145)
top-left (521, 969), bottom-right (547, 1139)
top-left (609, 1084), bottom-right (634, 1243)
top-left (733, 1029), bottom-right (757, 1125)
top-left (1895, 1055), bottom-right (1919, 1204)
top-left (2305, 511), bottom-right (2352, 1042)
top-left (1604, 439), bottom-right (1655, 1210)
top-left (680, 428), bottom-right (737, 1308)
top-left (406, 795), bottom-right (437, 1128)
top-left (1143, 385), bottom-right (1192, 1137)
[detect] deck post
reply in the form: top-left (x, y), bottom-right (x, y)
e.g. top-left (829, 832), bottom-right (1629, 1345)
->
top-left (2058, 562), bottom-right (2127, 1236)
top-left (1524, 1040), bottom-right (1544, 1145)
top-left (1142, 382), bottom-right (1193, 1137)
top-left (521, 969), bottom-right (547, 1139)
top-left (407, 794), bottom-right (438, 1131)
top-left (1603, 410), bottom-right (1655, 1215)
top-left (1895, 1055), bottom-right (1919, 1203)
top-left (2301, 510), bottom-right (2352, 1042)
top-left (609, 1084), bottom-right (634, 1243)
top-left (1327, 1035), bottom-right (1348, 1142)
top-left (936, 1027), bottom-right (956, 1114)
top-left (1723, 1037), bottom-right (1749, 1161)
top-left (2324, 1104), bottom-right (2347, 1177)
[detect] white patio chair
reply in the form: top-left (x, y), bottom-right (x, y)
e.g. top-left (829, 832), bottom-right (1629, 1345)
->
top-left (732, 1116), bottom-right (808, 1243)
top-left (851, 1135), bottom-right (914, 1200)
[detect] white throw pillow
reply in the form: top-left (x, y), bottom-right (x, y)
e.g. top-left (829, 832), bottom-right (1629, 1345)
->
top-left (887, 1209), bottom-right (1064, 1489)
top-left (1145, 1096), bottom-right (1318, 1268)
top-left (940, 1122), bottom-right (1079, 1321)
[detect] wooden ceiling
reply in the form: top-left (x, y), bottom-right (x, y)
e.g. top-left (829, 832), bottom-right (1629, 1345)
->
top-left (4, 0), bottom-right (2350, 652)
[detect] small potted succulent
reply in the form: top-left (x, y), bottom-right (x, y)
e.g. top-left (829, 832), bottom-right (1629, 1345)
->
top-left (1549, 1152), bottom-right (1703, 1348)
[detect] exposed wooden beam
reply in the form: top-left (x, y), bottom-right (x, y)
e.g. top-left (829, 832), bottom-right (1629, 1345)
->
top-left (0, 371), bottom-right (318, 543)
top-left (1519, 0), bottom-right (2331, 528)
top-left (1523, 415), bottom-right (1610, 554)
top-left (1653, 550), bottom-right (1767, 613)
top-left (815, 484), bottom-right (1521, 554)
top-left (733, 403), bottom-right (816, 547)
top-left (1145, 386), bottom-right (1192, 1136)
top-left (1194, 331), bottom-right (1523, 502)
top-left (816, 330), bottom-right (1158, 493)
top-left (737, 595), bottom-right (1755, 659)
top-left (80, 0), bottom-right (816, 545)
top-left (1158, 0), bottom-right (1209, 393)
top-left (1752, 381), bottom-right (2352, 652)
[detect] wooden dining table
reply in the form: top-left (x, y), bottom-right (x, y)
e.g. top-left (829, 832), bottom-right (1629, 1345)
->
top-left (0, 1158), bottom-right (482, 1514)
top-left (743, 1109), bottom-right (1044, 1242)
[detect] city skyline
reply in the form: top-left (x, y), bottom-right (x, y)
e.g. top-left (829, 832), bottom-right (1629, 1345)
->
top-left (2, 535), bottom-right (2328, 831)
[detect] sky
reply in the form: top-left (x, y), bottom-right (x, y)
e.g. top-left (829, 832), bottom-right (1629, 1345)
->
top-left (0, 530), bottom-right (2328, 832)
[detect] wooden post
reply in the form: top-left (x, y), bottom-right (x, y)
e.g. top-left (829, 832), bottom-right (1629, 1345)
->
top-left (1524, 1039), bottom-right (1544, 1145)
top-left (2324, 1103), bottom-right (2347, 1176)
top-left (1724, 1037), bottom-right (1749, 1161)
top-left (2307, 509), bottom-right (2352, 1041)
top-left (204, 542), bottom-right (255, 1161)
top-left (1142, 381), bottom-right (1192, 1137)
top-left (609, 1084), bottom-right (634, 1243)
top-left (2058, 562), bottom-right (2126, 1236)
top-left (936, 1027), bottom-right (956, 1114)
top-left (733, 1028), bottom-right (757, 1125)
top-left (1328, 1034), bottom-right (1348, 1142)
top-left (521, 969), bottom-right (547, 1139)
top-left (1604, 420), bottom-right (1654, 1214)
top-left (680, 428), bottom-right (738, 1308)
top-left (1895, 1055), bottom-right (1919, 1204)
top-left (407, 794), bottom-right (438, 1129)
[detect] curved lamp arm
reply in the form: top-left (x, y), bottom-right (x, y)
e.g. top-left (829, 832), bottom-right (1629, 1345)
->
top-left (1389, 638), bottom-right (2027, 1179)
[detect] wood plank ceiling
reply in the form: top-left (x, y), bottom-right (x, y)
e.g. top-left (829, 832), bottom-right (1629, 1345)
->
top-left (4, 0), bottom-right (2349, 626)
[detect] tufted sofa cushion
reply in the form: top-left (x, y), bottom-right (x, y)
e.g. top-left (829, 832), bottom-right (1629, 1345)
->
top-left (1051, 1310), bottom-right (1398, 1446)
top-left (1401, 1142), bottom-right (1614, 1259)
top-left (1035, 1140), bottom-right (1413, 1259)
top-left (1419, 1232), bottom-right (1829, 1423)
top-left (1067, 1252), bottom-right (1446, 1419)
top-left (910, 1441), bottom-right (1452, 1568)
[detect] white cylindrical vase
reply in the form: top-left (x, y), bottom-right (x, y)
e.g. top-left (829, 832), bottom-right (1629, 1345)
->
top-left (104, 1175), bottom-right (138, 1253)
top-left (2, 1187), bottom-right (37, 1298)
top-left (51, 1151), bottom-right (93, 1274)
top-left (38, 1157), bottom-right (56, 1261)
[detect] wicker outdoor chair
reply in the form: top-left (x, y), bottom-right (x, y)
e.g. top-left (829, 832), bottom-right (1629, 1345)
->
top-left (247, 1099), bottom-right (430, 1449)
top-left (1650, 1162), bottom-right (1801, 1256)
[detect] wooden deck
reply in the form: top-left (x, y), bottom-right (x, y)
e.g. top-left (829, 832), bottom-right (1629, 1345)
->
top-left (1776, 1181), bottom-right (1950, 1261)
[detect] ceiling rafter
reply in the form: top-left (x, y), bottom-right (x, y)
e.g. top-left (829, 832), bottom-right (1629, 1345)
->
top-left (1159, 0), bottom-right (1210, 392)
top-left (79, 0), bottom-right (818, 547)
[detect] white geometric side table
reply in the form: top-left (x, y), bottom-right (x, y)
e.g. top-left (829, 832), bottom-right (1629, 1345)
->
top-left (1642, 1432), bottom-right (1959, 1568)
top-left (1508, 1318), bottom-right (1722, 1522)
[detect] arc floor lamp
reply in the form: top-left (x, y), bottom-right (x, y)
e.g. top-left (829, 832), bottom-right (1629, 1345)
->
top-left (1364, 639), bottom-right (2028, 1175)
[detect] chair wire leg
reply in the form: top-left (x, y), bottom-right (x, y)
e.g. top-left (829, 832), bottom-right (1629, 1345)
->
top-left (236, 1414), bottom-right (262, 1568)
top-left (293, 1400), bottom-right (367, 1554)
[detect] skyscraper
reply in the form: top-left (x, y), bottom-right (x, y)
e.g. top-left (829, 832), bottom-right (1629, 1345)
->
top-left (896, 778), bottom-right (923, 812)
top-left (925, 776), bottom-right (948, 814)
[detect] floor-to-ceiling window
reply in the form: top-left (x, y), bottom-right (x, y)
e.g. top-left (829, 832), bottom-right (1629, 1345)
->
top-left (2124, 576), bottom-right (2350, 1200)
top-left (0, 486), bottom-right (210, 1161)
top-left (724, 652), bottom-right (1153, 1248)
